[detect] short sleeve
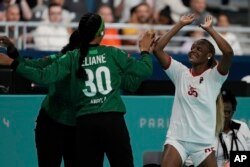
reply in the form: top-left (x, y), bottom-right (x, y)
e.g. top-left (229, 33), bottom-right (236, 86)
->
top-left (210, 65), bottom-right (228, 85)
top-left (164, 57), bottom-right (187, 85)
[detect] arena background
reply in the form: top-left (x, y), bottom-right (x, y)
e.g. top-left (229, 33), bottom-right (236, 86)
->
top-left (1, 0), bottom-right (250, 166)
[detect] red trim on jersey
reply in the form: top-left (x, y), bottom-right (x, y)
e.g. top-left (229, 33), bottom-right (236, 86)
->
top-left (189, 68), bottom-right (210, 77)
top-left (162, 56), bottom-right (171, 70)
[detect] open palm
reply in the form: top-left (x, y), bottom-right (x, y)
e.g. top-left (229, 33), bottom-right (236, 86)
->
top-left (139, 30), bottom-right (155, 52)
top-left (180, 14), bottom-right (195, 25)
top-left (200, 15), bottom-right (213, 29)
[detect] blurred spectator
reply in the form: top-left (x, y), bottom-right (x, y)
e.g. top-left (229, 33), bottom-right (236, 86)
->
top-left (5, 4), bottom-right (23, 44)
top-left (69, 0), bottom-right (125, 22)
top-left (20, 0), bottom-right (33, 20)
top-left (156, 6), bottom-right (174, 36)
top-left (157, 6), bottom-right (174, 25)
top-left (216, 13), bottom-right (243, 56)
top-left (32, 3), bottom-right (69, 51)
top-left (5, 4), bottom-right (20, 22)
top-left (40, 0), bottom-right (74, 23)
top-left (122, 2), bottom-right (152, 45)
top-left (25, 0), bottom-right (49, 9)
top-left (2, 0), bottom-right (32, 21)
top-left (133, 2), bottom-right (153, 24)
top-left (186, 0), bottom-right (213, 25)
top-left (31, 0), bottom-right (48, 21)
top-left (117, 0), bottom-right (140, 23)
top-left (98, 4), bottom-right (121, 48)
top-left (0, 5), bottom-right (5, 21)
top-left (86, 0), bottom-right (117, 13)
top-left (63, 0), bottom-right (87, 22)
top-left (0, 5), bottom-right (6, 33)
top-left (156, 0), bottom-right (188, 23)
top-left (180, 30), bottom-right (205, 53)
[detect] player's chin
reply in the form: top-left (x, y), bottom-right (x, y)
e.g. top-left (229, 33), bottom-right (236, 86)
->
top-left (188, 57), bottom-right (195, 64)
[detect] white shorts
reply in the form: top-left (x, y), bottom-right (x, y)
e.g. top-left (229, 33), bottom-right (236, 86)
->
top-left (164, 138), bottom-right (216, 166)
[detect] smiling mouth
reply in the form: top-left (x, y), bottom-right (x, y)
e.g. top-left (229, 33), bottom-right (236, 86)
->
top-left (189, 52), bottom-right (197, 59)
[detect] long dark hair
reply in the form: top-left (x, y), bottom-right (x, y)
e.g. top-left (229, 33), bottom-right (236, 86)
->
top-left (77, 13), bottom-right (103, 79)
top-left (60, 30), bottom-right (81, 54)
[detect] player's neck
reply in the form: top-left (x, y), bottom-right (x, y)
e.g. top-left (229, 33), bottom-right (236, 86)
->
top-left (191, 65), bottom-right (209, 76)
top-left (90, 36), bottom-right (103, 45)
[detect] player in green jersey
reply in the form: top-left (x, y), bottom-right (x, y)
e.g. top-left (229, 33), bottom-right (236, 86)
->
top-left (0, 13), bottom-right (154, 167)
top-left (0, 31), bottom-right (81, 167)
top-left (1, 31), bottom-right (146, 167)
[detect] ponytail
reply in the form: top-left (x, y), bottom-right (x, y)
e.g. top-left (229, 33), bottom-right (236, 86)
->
top-left (61, 30), bottom-right (81, 54)
top-left (77, 13), bottom-right (104, 79)
top-left (77, 41), bottom-right (89, 78)
top-left (215, 94), bottom-right (225, 136)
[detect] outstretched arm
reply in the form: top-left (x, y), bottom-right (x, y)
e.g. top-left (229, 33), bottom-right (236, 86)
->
top-left (200, 16), bottom-right (234, 74)
top-left (0, 52), bottom-right (71, 85)
top-left (0, 36), bottom-right (57, 68)
top-left (153, 14), bottom-right (195, 68)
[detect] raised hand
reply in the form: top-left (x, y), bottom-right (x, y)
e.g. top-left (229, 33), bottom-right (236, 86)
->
top-left (200, 15), bottom-right (213, 30)
top-left (139, 30), bottom-right (155, 52)
top-left (179, 14), bottom-right (196, 26)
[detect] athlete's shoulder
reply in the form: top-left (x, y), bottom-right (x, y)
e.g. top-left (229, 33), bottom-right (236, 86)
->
top-left (99, 45), bottom-right (118, 51)
top-left (48, 52), bottom-right (63, 60)
top-left (99, 45), bottom-right (127, 56)
top-left (57, 49), bottom-right (79, 61)
top-left (66, 49), bottom-right (80, 57)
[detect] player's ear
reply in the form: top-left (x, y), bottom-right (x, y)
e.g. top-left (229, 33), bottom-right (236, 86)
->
top-left (207, 53), bottom-right (212, 60)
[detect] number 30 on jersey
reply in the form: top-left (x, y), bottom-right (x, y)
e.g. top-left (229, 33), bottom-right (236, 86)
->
top-left (82, 66), bottom-right (112, 97)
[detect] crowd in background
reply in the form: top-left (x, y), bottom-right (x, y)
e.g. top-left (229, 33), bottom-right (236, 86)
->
top-left (0, 0), bottom-right (248, 55)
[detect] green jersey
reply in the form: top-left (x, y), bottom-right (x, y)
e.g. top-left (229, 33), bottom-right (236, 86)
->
top-left (18, 54), bottom-right (77, 126)
top-left (15, 45), bottom-right (152, 117)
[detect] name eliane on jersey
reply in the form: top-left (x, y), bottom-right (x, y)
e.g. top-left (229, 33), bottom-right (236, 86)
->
top-left (82, 54), bottom-right (106, 67)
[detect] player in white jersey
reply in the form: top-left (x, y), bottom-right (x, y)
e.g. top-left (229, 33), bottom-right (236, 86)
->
top-left (153, 15), bottom-right (234, 167)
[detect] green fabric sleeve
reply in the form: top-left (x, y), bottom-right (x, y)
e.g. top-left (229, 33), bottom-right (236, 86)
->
top-left (112, 48), bottom-right (153, 78)
top-left (16, 53), bottom-right (72, 85)
top-left (120, 74), bottom-right (144, 92)
top-left (16, 54), bottom-right (61, 69)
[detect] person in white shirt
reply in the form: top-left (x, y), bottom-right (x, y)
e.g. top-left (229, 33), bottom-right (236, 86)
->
top-left (32, 3), bottom-right (69, 51)
top-left (215, 13), bottom-right (243, 56)
top-left (216, 89), bottom-right (250, 167)
top-left (155, 0), bottom-right (188, 23)
top-left (153, 14), bottom-right (234, 167)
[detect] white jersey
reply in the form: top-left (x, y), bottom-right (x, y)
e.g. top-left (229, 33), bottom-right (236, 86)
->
top-left (165, 58), bottom-right (228, 144)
